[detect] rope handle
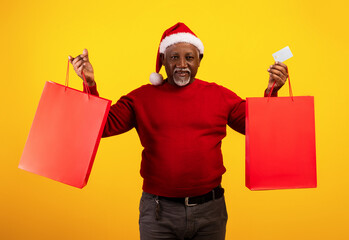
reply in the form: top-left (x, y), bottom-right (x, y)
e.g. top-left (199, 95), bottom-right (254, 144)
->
top-left (65, 60), bottom-right (91, 96)
top-left (268, 66), bottom-right (293, 101)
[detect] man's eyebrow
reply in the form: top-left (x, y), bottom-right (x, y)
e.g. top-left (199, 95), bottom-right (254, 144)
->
top-left (168, 51), bottom-right (196, 55)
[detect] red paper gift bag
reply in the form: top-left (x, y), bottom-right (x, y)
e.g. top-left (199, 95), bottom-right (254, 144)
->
top-left (19, 78), bottom-right (111, 188)
top-left (245, 79), bottom-right (316, 190)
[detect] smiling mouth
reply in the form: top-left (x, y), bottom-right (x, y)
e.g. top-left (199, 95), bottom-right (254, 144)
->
top-left (176, 72), bottom-right (189, 77)
top-left (174, 70), bottom-right (190, 77)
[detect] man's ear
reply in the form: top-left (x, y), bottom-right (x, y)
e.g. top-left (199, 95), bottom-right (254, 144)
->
top-left (199, 54), bottom-right (204, 61)
top-left (198, 54), bottom-right (203, 67)
top-left (160, 53), bottom-right (165, 66)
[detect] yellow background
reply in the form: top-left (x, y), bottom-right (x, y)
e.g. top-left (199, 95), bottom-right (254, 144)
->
top-left (1, 0), bottom-right (348, 239)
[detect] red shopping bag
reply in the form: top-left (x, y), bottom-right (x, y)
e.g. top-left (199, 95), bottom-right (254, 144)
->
top-left (19, 63), bottom-right (111, 188)
top-left (245, 75), bottom-right (316, 190)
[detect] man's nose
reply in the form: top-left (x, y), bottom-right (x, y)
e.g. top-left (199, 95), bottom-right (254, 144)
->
top-left (177, 57), bottom-right (187, 68)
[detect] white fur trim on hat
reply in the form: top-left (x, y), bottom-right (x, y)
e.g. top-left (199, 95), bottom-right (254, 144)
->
top-left (149, 72), bottom-right (164, 85)
top-left (159, 32), bottom-right (204, 54)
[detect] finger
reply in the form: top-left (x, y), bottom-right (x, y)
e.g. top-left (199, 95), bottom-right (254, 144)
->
top-left (77, 65), bottom-right (84, 75)
top-left (270, 73), bottom-right (286, 86)
top-left (72, 55), bottom-right (82, 65)
top-left (82, 48), bottom-right (89, 60)
top-left (72, 57), bottom-right (83, 72)
top-left (268, 68), bottom-right (287, 79)
top-left (73, 58), bottom-right (84, 70)
top-left (68, 56), bottom-right (74, 63)
top-left (268, 64), bottom-right (288, 77)
top-left (78, 53), bottom-right (88, 63)
top-left (275, 61), bottom-right (288, 70)
top-left (271, 64), bottom-right (288, 74)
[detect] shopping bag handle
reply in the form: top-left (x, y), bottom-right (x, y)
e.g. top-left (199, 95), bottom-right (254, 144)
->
top-left (65, 60), bottom-right (91, 96)
top-left (268, 66), bottom-right (293, 101)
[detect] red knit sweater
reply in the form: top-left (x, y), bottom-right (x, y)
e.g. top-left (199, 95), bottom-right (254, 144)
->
top-left (88, 79), bottom-right (246, 197)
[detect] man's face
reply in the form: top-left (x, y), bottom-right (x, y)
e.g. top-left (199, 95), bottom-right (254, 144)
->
top-left (161, 42), bottom-right (202, 87)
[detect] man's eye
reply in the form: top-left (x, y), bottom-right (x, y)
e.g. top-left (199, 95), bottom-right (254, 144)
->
top-left (171, 56), bottom-right (178, 59)
top-left (186, 56), bottom-right (194, 60)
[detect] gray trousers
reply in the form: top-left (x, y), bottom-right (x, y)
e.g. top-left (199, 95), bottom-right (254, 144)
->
top-left (139, 191), bottom-right (228, 240)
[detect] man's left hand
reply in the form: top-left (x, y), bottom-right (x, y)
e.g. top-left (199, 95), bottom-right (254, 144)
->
top-left (266, 62), bottom-right (288, 95)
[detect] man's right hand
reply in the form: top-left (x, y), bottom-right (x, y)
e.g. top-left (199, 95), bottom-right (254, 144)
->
top-left (69, 49), bottom-right (95, 87)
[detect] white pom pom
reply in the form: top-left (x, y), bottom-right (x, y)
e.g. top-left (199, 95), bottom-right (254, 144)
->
top-left (149, 72), bottom-right (164, 85)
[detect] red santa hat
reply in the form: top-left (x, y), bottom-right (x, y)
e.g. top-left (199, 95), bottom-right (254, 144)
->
top-left (149, 22), bottom-right (204, 85)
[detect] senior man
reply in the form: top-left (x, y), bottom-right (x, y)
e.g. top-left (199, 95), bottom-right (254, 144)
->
top-left (69, 22), bottom-right (288, 240)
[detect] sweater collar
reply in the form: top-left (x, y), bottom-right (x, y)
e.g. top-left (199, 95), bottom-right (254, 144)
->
top-left (161, 78), bottom-right (200, 91)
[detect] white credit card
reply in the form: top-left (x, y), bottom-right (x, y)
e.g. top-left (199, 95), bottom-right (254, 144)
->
top-left (272, 46), bottom-right (293, 62)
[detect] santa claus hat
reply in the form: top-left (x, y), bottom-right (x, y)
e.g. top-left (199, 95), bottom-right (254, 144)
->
top-left (149, 22), bottom-right (204, 85)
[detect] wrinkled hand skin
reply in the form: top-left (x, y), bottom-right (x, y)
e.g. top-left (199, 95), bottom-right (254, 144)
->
top-left (69, 49), bottom-right (95, 87)
top-left (266, 61), bottom-right (288, 95)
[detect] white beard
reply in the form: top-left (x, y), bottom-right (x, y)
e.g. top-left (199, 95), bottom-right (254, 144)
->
top-left (173, 68), bottom-right (191, 87)
top-left (173, 76), bottom-right (191, 86)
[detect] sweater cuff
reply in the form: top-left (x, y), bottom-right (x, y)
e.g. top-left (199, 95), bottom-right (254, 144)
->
top-left (83, 83), bottom-right (99, 97)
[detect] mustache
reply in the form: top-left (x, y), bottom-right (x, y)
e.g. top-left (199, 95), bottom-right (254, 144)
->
top-left (173, 67), bottom-right (191, 74)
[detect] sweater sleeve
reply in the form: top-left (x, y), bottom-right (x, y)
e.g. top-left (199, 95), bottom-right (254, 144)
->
top-left (83, 84), bottom-right (99, 96)
top-left (102, 95), bottom-right (136, 137)
top-left (227, 99), bottom-right (246, 135)
top-left (218, 86), bottom-right (278, 135)
top-left (218, 85), bottom-right (246, 135)
top-left (83, 84), bottom-right (136, 138)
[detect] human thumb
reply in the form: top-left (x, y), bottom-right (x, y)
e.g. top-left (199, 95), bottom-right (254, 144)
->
top-left (82, 48), bottom-right (88, 59)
